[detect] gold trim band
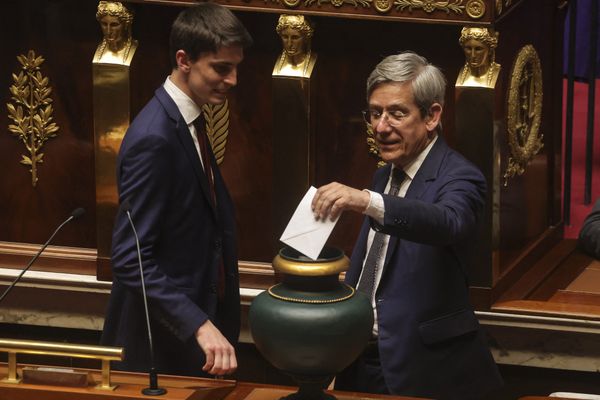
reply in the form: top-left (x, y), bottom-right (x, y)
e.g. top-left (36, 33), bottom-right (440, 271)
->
top-left (267, 283), bottom-right (356, 304)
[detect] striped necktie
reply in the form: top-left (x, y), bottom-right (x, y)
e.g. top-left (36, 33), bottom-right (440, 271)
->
top-left (357, 168), bottom-right (406, 299)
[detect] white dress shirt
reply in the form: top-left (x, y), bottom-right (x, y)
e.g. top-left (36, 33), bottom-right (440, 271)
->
top-left (359, 135), bottom-right (438, 336)
top-left (162, 76), bottom-right (206, 170)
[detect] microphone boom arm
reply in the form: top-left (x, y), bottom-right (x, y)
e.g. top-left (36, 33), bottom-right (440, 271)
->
top-left (0, 209), bottom-right (84, 303)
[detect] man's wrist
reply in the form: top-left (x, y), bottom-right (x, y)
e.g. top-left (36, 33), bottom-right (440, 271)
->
top-left (363, 189), bottom-right (385, 224)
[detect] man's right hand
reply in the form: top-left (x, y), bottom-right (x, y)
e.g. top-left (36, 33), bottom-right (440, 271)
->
top-left (195, 319), bottom-right (237, 376)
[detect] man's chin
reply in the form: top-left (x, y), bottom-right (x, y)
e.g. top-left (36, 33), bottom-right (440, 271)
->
top-left (207, 96), bottom-right (227, 105)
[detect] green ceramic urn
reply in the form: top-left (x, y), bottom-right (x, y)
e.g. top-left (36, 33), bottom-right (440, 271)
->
top-left (249, 246), bottom-right (374, 400)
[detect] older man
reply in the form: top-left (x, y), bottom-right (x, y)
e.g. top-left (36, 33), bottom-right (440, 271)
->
top-left (312, 51), bottom-right (503, 399)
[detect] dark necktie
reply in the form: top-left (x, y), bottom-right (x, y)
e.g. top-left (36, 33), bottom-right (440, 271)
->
top-left (357, 168), bottom-right (406, 299)
top-left (193, 116), bottom-right (224, 299)
top-left (193, 117), bottom-right (216, 206)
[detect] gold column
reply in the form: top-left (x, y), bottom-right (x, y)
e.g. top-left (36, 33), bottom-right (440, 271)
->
top-left (92, 1), bottom-right (137, 276)
top-left (272, 14), bottom-right (318, 249)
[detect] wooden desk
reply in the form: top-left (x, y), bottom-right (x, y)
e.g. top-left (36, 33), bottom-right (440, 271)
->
top-left (0, 364), bottom-right (426, 400)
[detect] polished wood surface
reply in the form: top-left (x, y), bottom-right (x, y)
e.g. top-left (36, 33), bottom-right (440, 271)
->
top-left (492, 242), bottom-right (600, 320)
top-left (0, 363), bottom-right (426, 400)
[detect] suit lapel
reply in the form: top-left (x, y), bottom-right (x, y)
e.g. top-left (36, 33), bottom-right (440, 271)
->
top-left (155, 87), bottom-right (218, 219)
top-left (381, 135), bottom-right (447, 272)
top-left (405, 135), bottom-right (446, 200)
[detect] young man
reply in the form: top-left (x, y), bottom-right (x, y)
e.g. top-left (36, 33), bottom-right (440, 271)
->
top-left (101, 3), bottom-right (252, 377)
top-left (312, 51), bottom-right (503, 399)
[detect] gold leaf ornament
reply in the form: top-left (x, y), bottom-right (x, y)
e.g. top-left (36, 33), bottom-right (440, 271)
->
top-left (7, 50), bottom-right (59, 187)
top-left (202, 100), bottom-right (230, 165)
top-left (503, 45), bottom-right (544, 186)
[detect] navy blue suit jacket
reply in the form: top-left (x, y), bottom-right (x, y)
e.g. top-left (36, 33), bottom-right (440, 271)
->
top-left (345, 136), bottom-right (502, 399)
top-left (101, 86), bottom-right (240, 376)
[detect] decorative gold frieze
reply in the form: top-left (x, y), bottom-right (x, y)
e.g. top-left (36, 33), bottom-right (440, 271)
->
top-left (394, 0), bottom-right (465, 14)
top-left (374, 0), bottom-right (393, 12)
top-left (202, 101), bottom-right (230, 165)
top-left (465, 0), bottom-right (485, 18)
top-left (7, 50), bottom-right (59, 187)
top-left (503, 44), bottom-right (543, 186)
top-left (269, 0), bottom-right (488, 18)
top-left (305, 0), bottom-right (371, 8)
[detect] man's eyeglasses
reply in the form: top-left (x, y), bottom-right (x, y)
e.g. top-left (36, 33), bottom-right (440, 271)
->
top-left (361, 108), bottom-right (407, 126)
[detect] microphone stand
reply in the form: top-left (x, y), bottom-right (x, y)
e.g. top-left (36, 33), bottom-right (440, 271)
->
top-left (0, 208), bottom-right (85, 303)
top-left (124, 209), bottom-right (167, 396)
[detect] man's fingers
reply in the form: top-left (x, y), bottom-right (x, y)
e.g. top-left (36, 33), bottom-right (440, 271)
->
top-left (229, 351), bottom-right (238, 372)
top-left (209, 349), bottom-right (224, 374)
top-left (208, 344), bottom-right (237, 375)
top-left (202, 347), bottom-right (215, 372)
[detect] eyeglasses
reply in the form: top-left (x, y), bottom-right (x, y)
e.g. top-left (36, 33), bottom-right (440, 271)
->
top-left (361, 108), bottom-right (407, 126)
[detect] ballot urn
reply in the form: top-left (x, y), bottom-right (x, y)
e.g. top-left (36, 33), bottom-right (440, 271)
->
top-left (249, 246), bottom-right (374, 400)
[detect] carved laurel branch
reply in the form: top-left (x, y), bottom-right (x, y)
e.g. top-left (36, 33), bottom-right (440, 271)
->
top-left (503, 44), bottom-right (543, 186)
top-left (366, 123), bottom-right (386, 167)
top-left (202, 100), bottom-right (229, 165)
top-left (7, 50), bottom-right (59, 187)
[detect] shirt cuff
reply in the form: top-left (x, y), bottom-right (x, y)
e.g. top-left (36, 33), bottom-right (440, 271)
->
top-left (363, 189), bottom-right (385, 225)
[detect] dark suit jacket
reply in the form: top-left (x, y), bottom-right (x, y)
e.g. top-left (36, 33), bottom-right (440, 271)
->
top-left (101, 86), bottom-right (240, 377)
top-left (579, 198), bottom-right (600, 259)
top-left (345, 136), bottom-right (502, 399)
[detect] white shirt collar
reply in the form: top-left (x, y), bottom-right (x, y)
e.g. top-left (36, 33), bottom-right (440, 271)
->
top-left (163, 76), bottom-right (202, 125)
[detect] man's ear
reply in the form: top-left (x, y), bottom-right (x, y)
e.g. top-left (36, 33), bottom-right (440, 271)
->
top-left (175, 50), bottom-right (190, 72)
top-left (425, 103), bottom-right (443, 132)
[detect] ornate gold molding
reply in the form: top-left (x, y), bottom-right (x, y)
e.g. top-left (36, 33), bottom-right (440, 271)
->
top-left (465, 0), bottom-right (485, 18)
top-left (202, 100), bottom-right (230, 165)
top-left (267, 0), bottom-right (489, 18)
top-left (305, 0), bottom-right (371, 7)
top-left (394, 0), bottom-right (465, 14)
top-left (7, 50), bottom-right (59, 187)
top-left (503, 44), bottom-right (543, 186)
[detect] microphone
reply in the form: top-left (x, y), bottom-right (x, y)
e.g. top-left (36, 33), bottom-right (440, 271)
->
top-left (0, 208), bottom-right (86, 303)
top-left (120, 200), bottom-right (167, 396)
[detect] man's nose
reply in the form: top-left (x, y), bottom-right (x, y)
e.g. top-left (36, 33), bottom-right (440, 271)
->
top-left (373, 116), bottom-right (393, 133)
top-left (224, 68), bottom-right (238, 86)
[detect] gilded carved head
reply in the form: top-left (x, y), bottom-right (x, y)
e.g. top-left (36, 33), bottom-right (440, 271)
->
top-left (276, 15), bottom-right (314, 59)
top-left (458, 27), bottom-right (499, 73)
top-left (96, 1), bottom-right (134, 52)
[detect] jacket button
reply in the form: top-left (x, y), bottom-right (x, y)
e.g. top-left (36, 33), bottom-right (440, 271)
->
top-left (209, 284), bottom-right (217, 293)
top-left (215, 239), bottom-right (222, 250)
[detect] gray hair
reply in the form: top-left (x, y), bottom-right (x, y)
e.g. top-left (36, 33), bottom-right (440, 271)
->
top-left (366, 51), bottom-right (446, 118)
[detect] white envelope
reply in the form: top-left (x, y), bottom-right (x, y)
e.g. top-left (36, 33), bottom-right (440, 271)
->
top-left (279, 186), bottom-right (339, 260)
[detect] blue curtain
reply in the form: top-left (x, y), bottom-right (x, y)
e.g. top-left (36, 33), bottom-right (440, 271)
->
top-left (564, 0), bottom-right (600, 80)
